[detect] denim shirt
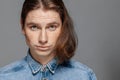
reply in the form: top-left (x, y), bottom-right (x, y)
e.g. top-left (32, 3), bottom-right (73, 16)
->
top-left (0, 52), bottom-right (97, 80)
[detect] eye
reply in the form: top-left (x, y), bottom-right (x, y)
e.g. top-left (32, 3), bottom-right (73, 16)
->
top-left (30, 25), bottom-right (39, 31)
top-left (47, 25), bottom-right (57, 31)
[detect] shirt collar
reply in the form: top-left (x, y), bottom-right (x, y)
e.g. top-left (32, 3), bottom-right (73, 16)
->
top-left (26, 50), bottom-right (58, 74)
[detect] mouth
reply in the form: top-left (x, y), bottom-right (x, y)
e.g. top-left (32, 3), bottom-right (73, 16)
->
top-left (35, 45), bottom-right (51, 51)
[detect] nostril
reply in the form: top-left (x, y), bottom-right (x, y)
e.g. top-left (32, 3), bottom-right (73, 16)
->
top-left (39, 40), bottom-right (47, 44)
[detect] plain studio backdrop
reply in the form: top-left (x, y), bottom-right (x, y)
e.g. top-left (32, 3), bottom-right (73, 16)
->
top-left (0, 0), bottom-right (120, 80)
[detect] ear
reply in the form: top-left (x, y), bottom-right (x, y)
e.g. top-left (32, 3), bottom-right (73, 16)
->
top-left (20, 19), bottom-right (25, 35)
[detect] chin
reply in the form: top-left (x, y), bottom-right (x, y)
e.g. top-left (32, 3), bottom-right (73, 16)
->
top-left (35, 50), bottom-right (53, 57)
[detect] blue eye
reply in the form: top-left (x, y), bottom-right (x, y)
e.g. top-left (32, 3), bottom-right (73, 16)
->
top-left (48, 25), bottom-right (57, 31)
top-left (30, 26), bottom-right (39, 31)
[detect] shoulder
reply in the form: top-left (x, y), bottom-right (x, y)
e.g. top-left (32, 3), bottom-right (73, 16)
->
top-left (70, 60), bottom-right (92, 71)
top-left (61, 60), bottom-right (97, 80)
top-left (0, 58), bottom-right (27, 76)
top-left (62, 59), bottom-right (93, 71)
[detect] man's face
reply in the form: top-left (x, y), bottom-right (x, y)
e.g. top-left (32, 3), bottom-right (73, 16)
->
top-left (22, 8), bottom-right (62, 59)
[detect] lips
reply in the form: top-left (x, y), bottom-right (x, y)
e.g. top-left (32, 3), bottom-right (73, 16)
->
top-left (35, 45), bottom-right (51, 51)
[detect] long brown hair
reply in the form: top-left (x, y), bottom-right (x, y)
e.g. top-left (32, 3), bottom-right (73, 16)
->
top-left (21, 0), bottom-right (78, 64)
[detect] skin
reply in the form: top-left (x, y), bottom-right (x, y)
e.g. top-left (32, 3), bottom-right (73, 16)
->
top-left (22, 8), bottom-right (62, 65)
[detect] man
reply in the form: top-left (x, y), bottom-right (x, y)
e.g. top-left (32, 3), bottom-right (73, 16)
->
top-left (0, 0), bottom-right (97, 80)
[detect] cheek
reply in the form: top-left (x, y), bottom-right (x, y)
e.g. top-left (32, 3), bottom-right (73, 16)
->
top-left (48, 31), bottom-right (61, 43)
top-left (25, 32), bottom-right (38, 43)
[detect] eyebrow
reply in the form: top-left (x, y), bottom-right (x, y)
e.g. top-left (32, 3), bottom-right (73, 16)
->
top-left (26, 22), bottom-right (38, 26)
top-left (26, 21), bottom-right (60, 27)
top-left (47, 22), bottom-right (60, 26)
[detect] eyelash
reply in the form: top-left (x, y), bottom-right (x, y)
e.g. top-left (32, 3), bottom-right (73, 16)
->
top-left (47, 25), bottom-right (57, 31)
top-left (29, 25), bottom-right (57, 31)
top-left (30, 25), bottom-right (39, 31)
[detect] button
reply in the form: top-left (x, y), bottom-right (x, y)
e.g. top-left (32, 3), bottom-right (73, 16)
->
top-left (42, 78), bottom-right (48, 80)
top-left (41, 67), bottom-right (46, 72)
top-left (41, 65), bottom-right (47, 72)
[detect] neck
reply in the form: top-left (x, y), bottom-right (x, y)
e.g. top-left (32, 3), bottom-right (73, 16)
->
top-left (30, 51), bottom-right (55, 65)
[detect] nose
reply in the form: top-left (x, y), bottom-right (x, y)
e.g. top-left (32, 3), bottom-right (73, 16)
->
top-left (39, 29), bottom-right (48, 44)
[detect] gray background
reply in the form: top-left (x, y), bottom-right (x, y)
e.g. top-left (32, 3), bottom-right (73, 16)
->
top-left (0, 0), bottom-right (120, 80)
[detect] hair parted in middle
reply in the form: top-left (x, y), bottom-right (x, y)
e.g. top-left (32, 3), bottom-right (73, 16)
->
top-left (21, 0), bottom-right (78, 64)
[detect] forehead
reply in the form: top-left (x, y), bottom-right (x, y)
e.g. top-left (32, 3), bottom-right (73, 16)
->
top-left (25, 8), bottom-right (61, 24)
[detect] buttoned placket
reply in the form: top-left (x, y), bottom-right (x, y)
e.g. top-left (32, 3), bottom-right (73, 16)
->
top-left (41, 65), bottom-right (48, 80)
top-left (27, 51), bottom-right (58, 80)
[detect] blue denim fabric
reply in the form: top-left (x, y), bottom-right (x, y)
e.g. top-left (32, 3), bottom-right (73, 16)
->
top-left (0, 51), bottom-right (97, 80)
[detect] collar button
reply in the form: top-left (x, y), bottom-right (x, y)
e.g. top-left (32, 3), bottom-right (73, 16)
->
top-left (42, 78), bottom-right (48, 80)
